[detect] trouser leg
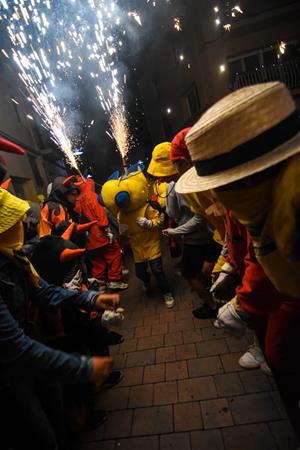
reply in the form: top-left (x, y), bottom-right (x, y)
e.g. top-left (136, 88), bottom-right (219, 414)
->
top-left (149, 257), bottom-right (171, 295)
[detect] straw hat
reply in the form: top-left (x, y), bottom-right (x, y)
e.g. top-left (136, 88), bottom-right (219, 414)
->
top-left (176, 82), bottom-right (300, 194)
top-left (0, 188), bottom-right (30, 234)
top-left (147, 142), bottom-right (177, 177)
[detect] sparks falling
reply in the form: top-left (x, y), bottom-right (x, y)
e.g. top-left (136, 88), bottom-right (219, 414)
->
top-left (110, 108), bottom-right (130, 162)
top-left (1, 0), bottom-right (173, 167)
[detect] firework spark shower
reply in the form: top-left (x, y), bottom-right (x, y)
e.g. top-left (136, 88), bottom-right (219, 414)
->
top-left (0, 0), bottom-right (172, 168)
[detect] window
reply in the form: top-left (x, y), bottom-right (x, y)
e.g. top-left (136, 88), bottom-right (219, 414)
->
top-left (11, 176), bottom-right (27, 198)
top-left (244, 54), bottom-right (260, 72)
top-left (28, 154), bottom-right (44, 187)
top-left (263, 50), bottom-right (278, 67)
top-left (185, 83), bottom-right (201, 120)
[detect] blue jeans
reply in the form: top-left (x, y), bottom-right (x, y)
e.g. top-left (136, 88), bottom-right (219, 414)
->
top-left (135, 257), bottom-right (171, 295)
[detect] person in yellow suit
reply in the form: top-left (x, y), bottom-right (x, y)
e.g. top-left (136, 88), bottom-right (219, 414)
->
top-left (101, 169), bottom-right (175, 308)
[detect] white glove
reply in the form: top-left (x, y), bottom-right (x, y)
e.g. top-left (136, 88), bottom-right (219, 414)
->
top-left (105, 227), bottom-right (114, 244)
top-left (101, 308), bottom-right (125, 327)
top-left (136, 217), bottom-right (153, 230)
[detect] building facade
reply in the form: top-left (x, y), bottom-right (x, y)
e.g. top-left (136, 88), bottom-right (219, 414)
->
top-left (0, 53), bottom-right (66, 201)
top-left (137, 0), bottom-right (300, 145)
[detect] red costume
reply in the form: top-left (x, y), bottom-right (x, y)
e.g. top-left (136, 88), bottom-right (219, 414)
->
top-left (75, 179), bottom-right (123, 282)
top-left (225, 211), bottom-right (300, 431)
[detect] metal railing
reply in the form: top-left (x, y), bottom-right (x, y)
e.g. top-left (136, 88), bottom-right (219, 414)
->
top-left (232, 58), bottom-right (300, 90)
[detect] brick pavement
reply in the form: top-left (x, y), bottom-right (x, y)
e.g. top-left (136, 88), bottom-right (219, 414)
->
top-left (76, 256), bottom-right (299, 450)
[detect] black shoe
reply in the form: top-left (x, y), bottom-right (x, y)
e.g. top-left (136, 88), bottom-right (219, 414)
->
top-left (102, 370), bottom-right (124, 389)
top-left (193, 305), bottom-right (218, 319)
top-left (106, 331), bottom-right (125, 346)
top-left (87, 409), bottom-right (108, 429)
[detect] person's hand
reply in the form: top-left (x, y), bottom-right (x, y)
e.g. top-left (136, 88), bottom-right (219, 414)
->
top-left (162, 228), bottom-right (170, 236)
top-left (95, 293), bottom-right (120, 311)
top-left (90, 356), bottom-right (113, 387)
top-left (210, 272), bottom-right (237, 302)
top-left (136, 217), bottom-right (153, 230)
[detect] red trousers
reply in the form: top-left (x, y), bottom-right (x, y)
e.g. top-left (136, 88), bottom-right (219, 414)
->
top-left (88, 242), bottom-right (122, 281)
top-left (237, 249), bottom-right (300, 434)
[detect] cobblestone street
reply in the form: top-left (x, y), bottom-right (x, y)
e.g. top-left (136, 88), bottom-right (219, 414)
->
top-left (78, 254), bottom-right (299, 450)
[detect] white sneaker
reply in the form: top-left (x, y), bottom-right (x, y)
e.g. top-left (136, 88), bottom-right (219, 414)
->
top-left (239, 344), bottom-right (265, 369)
top-left (107, 281), bottom-right (128, 291)
top-left (164, 292), bottom-right (175, 309)
top-left (239, 344), bottom-right (272, 375)
top-left (214, 302), bottom-right (248, 337)
top-left (101, 308), bottom-right (125, 327)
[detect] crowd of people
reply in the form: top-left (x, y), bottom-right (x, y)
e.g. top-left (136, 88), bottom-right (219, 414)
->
top-left (1, 80), bottom-right (300, 448)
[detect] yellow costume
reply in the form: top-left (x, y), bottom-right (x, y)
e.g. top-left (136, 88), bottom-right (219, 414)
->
top-left (101, 170), bottom-right (163, 263)
top-left (215, 154), bottom-right (300, 298)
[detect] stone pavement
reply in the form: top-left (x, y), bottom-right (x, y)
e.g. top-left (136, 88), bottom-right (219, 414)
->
top-left (77, 254), bottom-right (299, 450)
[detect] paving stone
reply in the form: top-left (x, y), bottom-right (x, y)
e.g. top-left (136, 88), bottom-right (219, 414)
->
top-left (144, 363), bottom-right (165, 384)
top-left (188, 356), bottom-right (224, 377)
top-left (135, 326), bottom-right (151, 338)
top-left (137, 335), bottom-right (164, 351)
top-left (159, 311), bottom-right (176, 323)
top-left (196, 339), bottom-right (229, 357)
top-left (75, 441), bottom-right (116, 450)
top-left (193, 318), bottom-right (214, 329)
top-left (119, 367), bottom-right (144, 387)
top-left (160, 432), bottom-right (191, 450)
top-left (178, 377), bottom-right (217, 402)
top-left (109, 344), bottom-right (120, 355)
top-left (202, 327), bottom-right (229, 340)
top-left (153, 381), bottom-right (178, 405)
top-left (165, 332), bottom-right (183, 346)
top-left (169, 319), bottom-right (195, 333)
top-left (222, 423), bottom-right (277, 450)
top-left (104, 409), bottom-right (133, 439)
top-left (124, 317), bottom-right (144, 328)
top-left (182, 329), bottom-right (203, 344)
top-left (95, 387), bottom-right (129, 411)
top-left (144, 314), bottom-right (159, 326)
top-left (132, 406), bottom-right (173, 436)
top-left (126, 349), bottom-right (155, 367)
top-left (175, 343), bottom-right (197, 360)
top-left (220, 352), bottom-right (243, 372)
top-left (270, 390), bottom-right (288, 419)
top-left (190, 429), bottom-right (224, 450)
top-left (128, 384), bottom-right (153, 408)
top-left (201, 398), bottom-right (233, 429)
top-left (120, 338), bottom-right (138, 353)
top-left (152, 322), bottom-right (168, 335)
top-left (156, 346), bottom-right (176, 363)
top-left (116, 436), bottom-right (159, 450)
top-left (165, 361), bottom-right (188, 381)
top-left (269, 420), bottom-right (300, 450)
top-left (178, 299), bottom-right (194, 311)
top-left (239, 369), bottom-right (272, 393)
top-left (174, 402), bottom-right (203, 431)
top-left (226, 336), bottom-right (252, 352)
top-left (113, 354), bottom-right (127, 369)
top-left (229, 393), bottom-right (280, 424)
top-left (214, 373), bottom-right (244, 397)
top-left (121, 328), bottom-right (135, 339)
top-left (176, 309), bottom-right (193, 321)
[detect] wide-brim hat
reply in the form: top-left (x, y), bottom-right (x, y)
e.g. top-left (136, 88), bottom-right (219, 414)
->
top-left (176, 82), bottom-right (300, 194)
top-left (0, 188), bottom-right (30, 234)
top-left (147, 142), bottom-right (177, 177)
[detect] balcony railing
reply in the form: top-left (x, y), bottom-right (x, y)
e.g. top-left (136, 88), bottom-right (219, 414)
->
top-left (232, 58), bottom-right (300, 91)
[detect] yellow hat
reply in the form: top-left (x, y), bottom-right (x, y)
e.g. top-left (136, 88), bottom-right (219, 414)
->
top-left (147, 142), bottom-right (177, 177)
top-left (0, 189), bottom-right (30, 235)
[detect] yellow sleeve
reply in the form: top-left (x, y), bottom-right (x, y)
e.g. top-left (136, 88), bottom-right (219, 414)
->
top-left (145, 204), bottom-right (163, 229)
